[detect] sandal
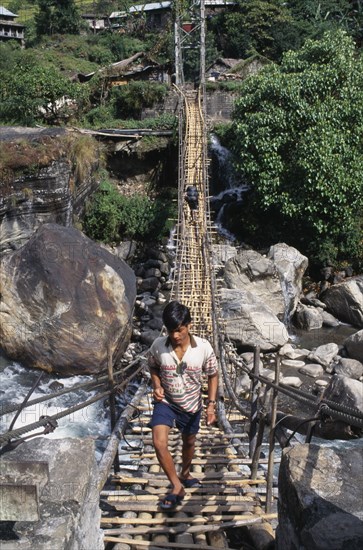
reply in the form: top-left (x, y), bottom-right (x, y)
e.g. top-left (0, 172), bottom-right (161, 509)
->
top-left (180, 477), bottom-right (201, 488)
top-left (159, 492), bottom-right (184, 510)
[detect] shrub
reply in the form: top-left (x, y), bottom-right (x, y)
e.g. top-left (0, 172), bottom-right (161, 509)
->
top-left (83, 179), bottom-right (176, 243)
top-left (111, 81), bottom-right (169, 119)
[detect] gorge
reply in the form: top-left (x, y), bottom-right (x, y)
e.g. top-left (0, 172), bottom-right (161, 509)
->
top-left (0, 124), bottom-right (362, 550)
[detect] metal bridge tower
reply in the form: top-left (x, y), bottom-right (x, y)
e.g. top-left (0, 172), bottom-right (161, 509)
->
top-left (174, 0), bottom-right (206, 88)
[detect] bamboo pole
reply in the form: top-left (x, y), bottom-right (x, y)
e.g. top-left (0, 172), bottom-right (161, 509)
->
top-left (101, 513), bottom-right (271, 525)
top-left (98, 382), bottom-right (148, 491)
top-left (265, 356), bottom-right (280, 513)
top-left (104, 514), bottom-right (278, 536)
top-left (108, 344), bottom-right (120, 473)
top-left (250, 413), bottom-right (266, 480)
top-left (249, 345), bottom-right (260, 458)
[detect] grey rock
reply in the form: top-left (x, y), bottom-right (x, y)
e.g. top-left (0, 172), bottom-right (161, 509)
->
top-left (144, 258), bottom-right (162, 269)
top-left (144, 267), bottom-right (162, 278)
top-left (299, 363), bottom-right (324, 378)
top-left (334, 358), bottom-right (363, 380)
top-left (323, 375), bottom-right (363, 413)
top-left (224, 249), bottom-right (285, 319)
top-left (294, 303), bottom-right (323, 330)
top-left (277, 442), bottom-right (363, 550)
top-left (138, 276), bottom-right (160, 293)
top-left (140, 329), bottom-right (161, 347)
top-left (220, 287), bottom-right (288, 351)
top-left (308, 343), bottom-right (339, 368)
top-left (212, 244), bottom-right (238, 266)
top-left (0, 437), bottom-right (103, 550)
top-left (114, 241), bottom-right (137, 261)
top-left (344, 330), bottom-right (363, 362)
top-left (147, 247), bottom-right (168, 263)
top-left (268, 242), bottom-right (308, 320)
top-left (282, 376), bottom-right (303, 388)
top-left (281, 359), bottom-right (306, 368)
top-left (321, 276), bottom-right (363, 328)
top-left (158, 261), bottom-right (170, 275)
top-left (301, 296), bottom-right (327, 309)
top-left (279, 344), bottom-right (309, 359)
top-left (321, 309), bottom-right (340, 327)
top-left (0, 223), bottom-right (136, 375)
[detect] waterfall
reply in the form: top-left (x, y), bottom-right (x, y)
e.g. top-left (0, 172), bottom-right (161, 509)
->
top-left (209, 134), bottom-right (249, 241)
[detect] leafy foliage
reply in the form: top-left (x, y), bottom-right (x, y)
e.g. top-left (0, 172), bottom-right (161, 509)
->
top-left (230, 30), bottom-right (363, 267)
top-left (287, 0), bottom-right (363, 47)
top-left (83, 179), bottom-right (177, 243)
top-left (111, 81), bottom-right (169, 119)
top-left (208, 0), bottom-right (302, 61)
top-left (35, 0), bottom-right (83, 36)
top-left (0, 47), bottom-right (87, 124)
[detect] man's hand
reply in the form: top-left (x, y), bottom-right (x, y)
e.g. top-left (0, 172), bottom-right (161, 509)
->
top-left (206, 404), bottom-right (217, 426)
top-left (153, 386), bottom-right (164, 402)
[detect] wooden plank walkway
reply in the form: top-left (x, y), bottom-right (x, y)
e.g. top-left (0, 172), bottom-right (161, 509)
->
top-left (100, 391), bottom-right (278, 549)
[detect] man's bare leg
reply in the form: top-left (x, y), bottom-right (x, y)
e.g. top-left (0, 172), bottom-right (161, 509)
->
top-left (152, 424), bottom-right (184, 496)
top-left (180, 433), bottom-right (196, 481)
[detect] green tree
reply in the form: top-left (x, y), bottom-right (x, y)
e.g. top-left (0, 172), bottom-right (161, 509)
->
top-left (286, 0), bottom-right (363, 47)
top-left (230, 30), bottom-right (363, 268)
top-left (35, 0), bottom-right (82, 37)
top-left (0, 50), bottom-right (87, 124)
top-left (209, 0), bottom-right (300, 61)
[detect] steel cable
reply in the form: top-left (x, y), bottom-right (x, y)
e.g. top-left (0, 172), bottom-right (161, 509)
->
top-left (228, 352), bottom-right (363, 420)
top-left (0, 354), bottom-right (147, 417)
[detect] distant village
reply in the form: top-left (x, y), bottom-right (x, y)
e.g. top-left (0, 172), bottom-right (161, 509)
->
top-left (0, 2), bottom-right (268, 88)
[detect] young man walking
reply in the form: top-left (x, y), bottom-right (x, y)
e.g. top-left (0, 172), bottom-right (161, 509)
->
top-left (148, 300), bottom-right (218, 510)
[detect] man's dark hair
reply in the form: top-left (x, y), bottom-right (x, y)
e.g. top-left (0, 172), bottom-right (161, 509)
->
top-left (163, 301), bottom-right (191, 331)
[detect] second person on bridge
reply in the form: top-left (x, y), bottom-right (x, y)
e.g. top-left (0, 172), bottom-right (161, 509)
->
top-left (148, 300), bottom-right (218, 510)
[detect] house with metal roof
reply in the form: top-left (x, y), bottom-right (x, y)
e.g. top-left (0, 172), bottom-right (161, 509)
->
top-left (0, 6), bottom-right (25, 46)
top-left (110, 1), bottom-right (235, 31)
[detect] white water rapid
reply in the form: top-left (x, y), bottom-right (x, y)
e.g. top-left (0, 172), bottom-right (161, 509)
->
top-left (209, 134), bottom-right (250, 241)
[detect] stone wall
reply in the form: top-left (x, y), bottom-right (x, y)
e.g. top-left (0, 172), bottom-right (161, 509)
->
top-left (0, 437), bottom-right (103, 549)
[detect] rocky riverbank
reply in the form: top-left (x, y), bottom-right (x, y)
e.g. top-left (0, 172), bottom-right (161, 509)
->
top-left (129, 240), bottom-right (362, 435)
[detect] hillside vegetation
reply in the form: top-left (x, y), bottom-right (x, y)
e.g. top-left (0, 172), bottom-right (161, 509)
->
top-left (0, 1), bottom-right (362, 270)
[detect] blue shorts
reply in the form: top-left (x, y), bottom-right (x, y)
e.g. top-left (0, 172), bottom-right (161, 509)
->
top-left (150, 402), bottom-right (201, 435)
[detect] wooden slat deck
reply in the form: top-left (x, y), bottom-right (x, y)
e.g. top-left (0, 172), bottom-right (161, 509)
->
top-left (100, 392), bottom-right (278, 549)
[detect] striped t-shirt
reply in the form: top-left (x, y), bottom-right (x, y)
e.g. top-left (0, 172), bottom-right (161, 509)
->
top-left (148, 334), bottom-right (218, 413)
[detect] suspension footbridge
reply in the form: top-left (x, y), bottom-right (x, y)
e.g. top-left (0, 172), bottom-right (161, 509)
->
top-left (1, 2), bottom-right (363, 549)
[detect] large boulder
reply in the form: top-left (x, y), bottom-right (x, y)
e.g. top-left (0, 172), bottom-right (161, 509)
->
top-left (220, 287), bottom-right (289, 351)
top-left (277, 442), bottom-right (363, 549)
top-left (267, 243), bottom-right (308, 320)
top-left (320, 277), bottom-right (363, 328)
top-left (294, 304), bottom-right (323, 330)
top-left (322, 375), bottom-right (363, 414)
top-left (0, 223), bottom-right (136, 375)
top-left (344, 330), bottom-right (363, 362)
top-left (223, 249), bottom-right (285, 319)
top-left (223, 244), bottom-right (307, 322)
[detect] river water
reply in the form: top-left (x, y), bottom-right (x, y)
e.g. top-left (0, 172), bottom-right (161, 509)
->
top-left (0, 352), bottom-right (112, 460)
